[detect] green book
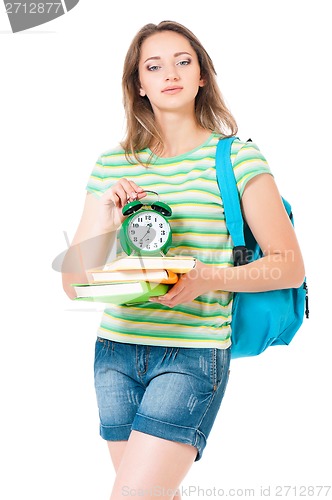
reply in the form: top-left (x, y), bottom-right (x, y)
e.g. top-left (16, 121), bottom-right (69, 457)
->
top-left (72, 281), bottom-right (169, 305)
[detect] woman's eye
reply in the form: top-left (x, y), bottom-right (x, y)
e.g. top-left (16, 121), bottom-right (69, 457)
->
top-left (147, 65), bottom-right (160, 71)
top-left (177, 59), bottom-right (191, 66)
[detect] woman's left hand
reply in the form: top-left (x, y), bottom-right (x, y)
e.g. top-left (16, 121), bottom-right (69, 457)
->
top-left (149, 259), bottom-right (215, 307)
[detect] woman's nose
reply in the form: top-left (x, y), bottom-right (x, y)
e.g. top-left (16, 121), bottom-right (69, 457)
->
top-left (165, 66), bottom-right (180, 81)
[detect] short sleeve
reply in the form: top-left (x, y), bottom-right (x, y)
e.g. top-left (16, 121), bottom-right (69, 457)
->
top-left (231, 141), bottom-right (273, 199)
top-left (85, 155), bottom-right (105, 199)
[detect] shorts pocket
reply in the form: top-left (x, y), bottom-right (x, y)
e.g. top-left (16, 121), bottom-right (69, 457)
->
top-left (213, 347), bottom-right (231, 390)
top-left (94, 337), bottom-right (113, 364)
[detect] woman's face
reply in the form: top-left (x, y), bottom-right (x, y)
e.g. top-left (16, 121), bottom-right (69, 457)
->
top-left (138, 31), bottom-right (205, 115)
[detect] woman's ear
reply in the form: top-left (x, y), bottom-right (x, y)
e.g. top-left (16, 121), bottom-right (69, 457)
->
top-left (139, 88), bottom-right (146, 97)
top-left (199, 77), bottom-right (206, 88)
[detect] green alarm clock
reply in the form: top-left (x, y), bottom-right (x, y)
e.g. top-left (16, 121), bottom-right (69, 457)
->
top-left (119, 190), bottom-right (172, 256)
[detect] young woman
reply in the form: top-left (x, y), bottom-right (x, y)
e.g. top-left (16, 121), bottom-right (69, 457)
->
top-left (62, 21), bottom-right (305, 500)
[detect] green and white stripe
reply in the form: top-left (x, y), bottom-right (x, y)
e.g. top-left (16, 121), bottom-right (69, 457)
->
top-left (86, 133), bottom-right (272, 349)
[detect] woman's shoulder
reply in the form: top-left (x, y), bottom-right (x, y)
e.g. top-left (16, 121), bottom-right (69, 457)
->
top-left (225, 137), bottom-right (267, 166)
top-left (230, 137), bottom-right (262, 153)
top-left (235, 138), bottom-right (268, 161)
top-left (98, 143), bottom-right (126, 163)
top-left (215, 134), bottom-right (261, 154)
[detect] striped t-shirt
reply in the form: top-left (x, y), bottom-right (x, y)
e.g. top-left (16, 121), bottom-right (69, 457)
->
top-left (86, 133), bottom-right (272, 349)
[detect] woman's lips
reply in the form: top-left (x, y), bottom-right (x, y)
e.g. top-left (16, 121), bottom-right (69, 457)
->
top-left (162, 87), bottom-right (183, 95)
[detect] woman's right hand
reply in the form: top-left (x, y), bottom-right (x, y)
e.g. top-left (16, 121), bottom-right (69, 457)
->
top-left (98, 178), bottom-right (147, 232)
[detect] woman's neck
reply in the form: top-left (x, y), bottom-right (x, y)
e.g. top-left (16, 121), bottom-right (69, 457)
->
top-left (150, 113), bottom-right (211, 158)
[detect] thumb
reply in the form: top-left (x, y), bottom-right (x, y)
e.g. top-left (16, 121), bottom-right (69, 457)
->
top-left (151, 281), bottom-right (185, 302)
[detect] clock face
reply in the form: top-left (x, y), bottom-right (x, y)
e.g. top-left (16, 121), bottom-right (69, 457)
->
top-left (127, 210), bottom-right (171, 252)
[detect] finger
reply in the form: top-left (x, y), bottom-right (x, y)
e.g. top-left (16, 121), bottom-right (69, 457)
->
top-left (119, 179), bottom-right (144, 201)
top-left (113, 185), bottom-right (129, 208)
top-left (135, 191), bottom-right (148, 201)
top-left (150, 291), bottom-right (188, 308)
top-left (150, 283), bottom-right (185, 303)
top-left (128, 180), bottom-right (146, 199)
top-left (159, 283), bottom-right (184, 301)
top-left (127, 191), bottom-right (147, 202)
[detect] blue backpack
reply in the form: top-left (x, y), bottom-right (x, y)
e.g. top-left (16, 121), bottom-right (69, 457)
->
top-left (215, 137), bottom-right (309, 359)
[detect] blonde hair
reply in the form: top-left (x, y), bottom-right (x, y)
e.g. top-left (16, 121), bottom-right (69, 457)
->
top-left (121, 20), bottom-right (238, 166)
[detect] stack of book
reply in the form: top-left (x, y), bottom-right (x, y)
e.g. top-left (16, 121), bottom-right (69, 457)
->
top-left (71, 255), bottom-right (196, 305)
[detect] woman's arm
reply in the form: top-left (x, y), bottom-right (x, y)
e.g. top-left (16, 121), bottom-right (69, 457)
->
top-left (150, 174), bottom-right (305, 307)
top-left (62, 179), bottom-right (147, 299)
top-left (61, 193), bottom-right (117, 299)
top-left (210, 173), bottom-right (305, 292)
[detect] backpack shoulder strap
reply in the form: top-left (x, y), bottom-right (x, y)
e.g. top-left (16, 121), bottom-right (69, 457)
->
top-left (216, 137), bottom-right (295, 266)
top-left (215, 136), bottom-right (245, 246)
top-left (216, 137), bottom-right (250, 266)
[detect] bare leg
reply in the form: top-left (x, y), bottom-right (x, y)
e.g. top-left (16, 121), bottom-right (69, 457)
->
top-left (108, 431), bottom-right (195, 499)
top-left (109, 430), bottom-right (195, 499)
top-left (107, 441), bottom-right (128, 472)
top-left (107, 441), bottom-right (183, 500)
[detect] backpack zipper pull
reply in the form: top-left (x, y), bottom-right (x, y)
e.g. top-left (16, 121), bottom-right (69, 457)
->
top-left (304, 282), bottom-right (309, 319)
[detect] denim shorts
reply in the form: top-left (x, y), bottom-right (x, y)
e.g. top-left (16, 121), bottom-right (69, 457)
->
top-left (94, 338), bottom-right (231, 461)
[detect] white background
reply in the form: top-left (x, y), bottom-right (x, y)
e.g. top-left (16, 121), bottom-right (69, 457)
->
top-left (0, 1), bottom-right (331, 499)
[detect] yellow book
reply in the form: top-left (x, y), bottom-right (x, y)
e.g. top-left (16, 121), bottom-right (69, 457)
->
top-left (101, 255), bottom-right (196, 274)
top-left (87, 268), bottom-right (179, 284)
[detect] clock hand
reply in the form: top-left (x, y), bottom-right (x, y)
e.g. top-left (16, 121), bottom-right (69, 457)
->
top-left (139, 226), bottom-right (151, 243)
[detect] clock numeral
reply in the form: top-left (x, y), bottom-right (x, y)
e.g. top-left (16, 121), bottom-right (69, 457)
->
top-left (154, 243), bottom-right (158, 248)
top-left (161, 230), bottom-right (166, 235)
top-left (130, 230), bottom-right (135, 234)
top-left (133, 223), bottom-right (139, 228)
top-left (159, 223), bottom-right (164, 228)
top-left (133, 237), bottom-right (138, 242)
top-left (160, 238), bottom-right (163, 243)
top-left (138, 217), bottom-right (143, 222)
top-left (145, 215), bottom-right (152, 221)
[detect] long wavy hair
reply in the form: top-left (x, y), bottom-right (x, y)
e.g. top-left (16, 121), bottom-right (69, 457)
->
top-left (121, 20), bottom-right (238, 166)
